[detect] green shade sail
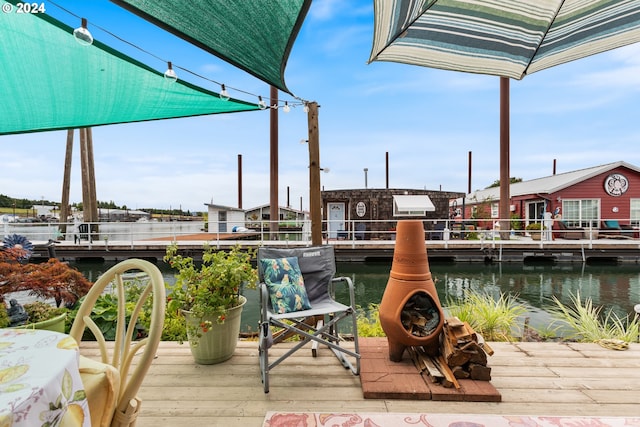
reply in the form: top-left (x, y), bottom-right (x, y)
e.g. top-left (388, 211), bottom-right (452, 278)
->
top-left (0, 0), bottom-right (260, 136)
top-left (369, 0), bottom-right (640, 80)
top-left (112, 0), bottom-right (311, 94)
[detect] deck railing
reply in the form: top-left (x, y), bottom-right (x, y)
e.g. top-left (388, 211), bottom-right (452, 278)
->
top-left (1, 217), bottom-right (630, 245)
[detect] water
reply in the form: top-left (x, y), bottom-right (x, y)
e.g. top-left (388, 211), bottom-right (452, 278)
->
top-left (70, 259), bottom-right (640, 335)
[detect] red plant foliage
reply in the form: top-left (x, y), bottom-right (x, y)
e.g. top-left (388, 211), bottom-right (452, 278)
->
top-left (0, 248), bottom-right (92, 307)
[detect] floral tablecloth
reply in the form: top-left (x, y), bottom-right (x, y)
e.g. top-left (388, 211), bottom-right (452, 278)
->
top-left (0, 328), bottom-right (91, 426)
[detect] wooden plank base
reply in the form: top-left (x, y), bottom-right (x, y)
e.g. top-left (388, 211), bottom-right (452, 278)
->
top-left (360, 338), bottom-right (501, 401)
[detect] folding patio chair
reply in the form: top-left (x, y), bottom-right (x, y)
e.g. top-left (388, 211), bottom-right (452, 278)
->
top-left (257, 245), bottom-right (360, 393)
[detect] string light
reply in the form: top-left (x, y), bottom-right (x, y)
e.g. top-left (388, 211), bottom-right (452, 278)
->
top-left (53, 2), bottom-right (311, 110)
top-left (164, 61), bottom-right (178, 82)
top-left (73, 17), bottom-right (93, 46)
top-left (258, 96), bottom-right (267, 110)
top-left (219, 84), bottom-right (230, 101)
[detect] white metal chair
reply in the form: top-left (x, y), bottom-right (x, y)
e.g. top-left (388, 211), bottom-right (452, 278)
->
top-left (70, 259), bottom-right (166, 427)
top-left (257, 246), bottom-right (360, 393)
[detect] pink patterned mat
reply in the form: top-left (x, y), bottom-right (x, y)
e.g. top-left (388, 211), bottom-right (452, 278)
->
top-left (263, 412), bottom-right (640, 427)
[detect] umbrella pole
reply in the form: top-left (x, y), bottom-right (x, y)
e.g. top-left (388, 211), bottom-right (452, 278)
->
top-left (499, 77), bottom-right (510, 239)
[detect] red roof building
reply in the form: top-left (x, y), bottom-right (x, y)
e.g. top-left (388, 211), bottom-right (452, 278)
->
top-left (452, 161), bottom-right (640, 234)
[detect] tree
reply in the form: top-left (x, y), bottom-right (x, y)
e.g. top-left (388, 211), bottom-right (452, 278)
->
top-left (486, 177), bottom-right (523, 188)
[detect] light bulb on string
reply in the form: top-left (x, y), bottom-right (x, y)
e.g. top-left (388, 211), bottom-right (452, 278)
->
top-left (164, 61), bottom-right (178, 82)
top-left (283, 101), bottom-right (290, 113)
top-left (258, 96), bottom-right (267, 110)
top-left (219, 84), bottom-right (230, 101)
top-left (73, 18), bottom-right (93, 46)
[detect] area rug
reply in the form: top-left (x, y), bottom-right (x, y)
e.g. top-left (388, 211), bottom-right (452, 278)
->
top-left (263, 412), bottom-right (640, 427)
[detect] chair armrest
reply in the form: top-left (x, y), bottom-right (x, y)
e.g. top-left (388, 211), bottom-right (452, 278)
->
top-left (259, 282), bottom-right (270, 315)
top-left (331, 276), bottom-right (357, 309)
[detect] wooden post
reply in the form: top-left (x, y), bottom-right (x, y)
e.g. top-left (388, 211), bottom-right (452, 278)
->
top-left (499, 77), bottom-right (510, 239)
top-left (307, 102), bottom-right (322, 246)
top-left (79, 128), bottom-right (91, 223)
top-left (79, 127), bottom-right (98, 240)
top-left (86, 127), bottom-right (98, 223)
top-left (60, 129), bottom-right (74, 235)
top-left (269, 86), bottom-right (279, 239)
top-left (237, 154), bottom-right (243, 209)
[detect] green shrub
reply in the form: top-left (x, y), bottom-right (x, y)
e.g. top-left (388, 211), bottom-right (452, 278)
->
top-left (67, 278), bottom-right (148, 340)
top-left (356, 304), bottom-right (385, 337)
top-left (447, 291), bottom-right (526, 341)
top-left (23, 301), bottom-right (67, 324)
top-left (0, 304), bottom-right (9, 328)
top-left (548, 291), bottom-right (640, 343)
top-left (157, 306), bottom-right (187, 342)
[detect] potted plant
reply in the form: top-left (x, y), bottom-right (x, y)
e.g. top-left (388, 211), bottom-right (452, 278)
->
top-left (164, 243), bottom-right (258, 364)
top-left (525, 222), bottom-right (544, 240)
top-left (0, 235), bottom-right (92, 332)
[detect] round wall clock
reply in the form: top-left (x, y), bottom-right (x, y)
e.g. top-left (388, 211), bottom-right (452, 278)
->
top-left (604, 173), bottom-right (629, 196)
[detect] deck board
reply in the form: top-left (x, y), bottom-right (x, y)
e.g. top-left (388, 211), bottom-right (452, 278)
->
top-left (79, 339), bottom-right (640, 427)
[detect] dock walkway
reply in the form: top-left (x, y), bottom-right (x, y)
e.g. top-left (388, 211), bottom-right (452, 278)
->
top-left (52, 236), bottom-right (640, 263)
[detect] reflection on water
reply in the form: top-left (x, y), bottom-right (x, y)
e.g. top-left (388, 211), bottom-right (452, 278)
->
top-left (71, 260), bottom-right (640, 334)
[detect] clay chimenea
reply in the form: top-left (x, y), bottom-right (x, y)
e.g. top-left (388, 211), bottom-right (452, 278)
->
top-left (379, 220), bottom-right (445, 362)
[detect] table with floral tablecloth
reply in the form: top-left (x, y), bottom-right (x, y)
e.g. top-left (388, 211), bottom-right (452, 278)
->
top-left (0, 328), bottom-right (91, 426)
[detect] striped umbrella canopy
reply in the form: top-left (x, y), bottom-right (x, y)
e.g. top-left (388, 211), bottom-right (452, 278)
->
top-left (369, 0), bottom-right (640, 231)
top-left (369, 0), bottom-right (640, 79)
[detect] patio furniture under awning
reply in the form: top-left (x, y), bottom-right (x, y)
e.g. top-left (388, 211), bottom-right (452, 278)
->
top-left (393, 195), bottom-right (436, 215)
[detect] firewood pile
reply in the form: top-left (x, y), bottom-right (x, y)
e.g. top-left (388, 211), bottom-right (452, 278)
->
top-left (400, 293), bottom-right (440, 337)
top-left (408, 316), bottom-right (494, 389)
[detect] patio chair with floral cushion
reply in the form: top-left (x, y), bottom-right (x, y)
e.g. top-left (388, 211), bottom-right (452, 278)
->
top-left (257, 246), bottom-right (360, 393)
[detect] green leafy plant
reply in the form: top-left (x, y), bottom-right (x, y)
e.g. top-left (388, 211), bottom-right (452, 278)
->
top-left (447, 290), bottom-right (527, 341)
top-left (356, 303), bottom-right (385, 337)
top-left (164, 244), bottom-right (258, 342)
top-left (157, 308), bottom-right (188, 342)
top-left (0, 304), bottom-right (10, 328)
top-left (66, 277), bottom-right (148, 340)
top-left (525, 223), bottom-right (546, 231)
top-left (510, 213), bottom-right (523, 231)
top-left (23, 301), bottom-right (67, 324)
top-left (548, 291), bottom-right (640, 344)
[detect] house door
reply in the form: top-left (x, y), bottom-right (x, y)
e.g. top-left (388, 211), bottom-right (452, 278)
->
top-left (526, 201), bottom-right (546, 226)
top-left (327, 203), bottom-right (345, 239)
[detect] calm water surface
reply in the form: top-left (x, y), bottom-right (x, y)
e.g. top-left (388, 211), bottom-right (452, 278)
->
top-left (71, 260), bottom-right (640, 334)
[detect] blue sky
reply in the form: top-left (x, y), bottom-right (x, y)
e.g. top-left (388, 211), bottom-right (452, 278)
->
top-left (2, 0), bottom-right (640, 212)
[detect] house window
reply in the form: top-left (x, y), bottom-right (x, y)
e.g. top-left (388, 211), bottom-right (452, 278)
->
top-left (630, 199), bottom-right (640, 226)
top-left (562, 199), bottom-right (599, 228)
top-left (491, 203), bottom-right (499, 218)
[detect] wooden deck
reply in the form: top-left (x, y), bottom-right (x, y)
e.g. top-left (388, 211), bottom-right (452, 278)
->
top-left (80, 339), bottom-right (640, 427)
